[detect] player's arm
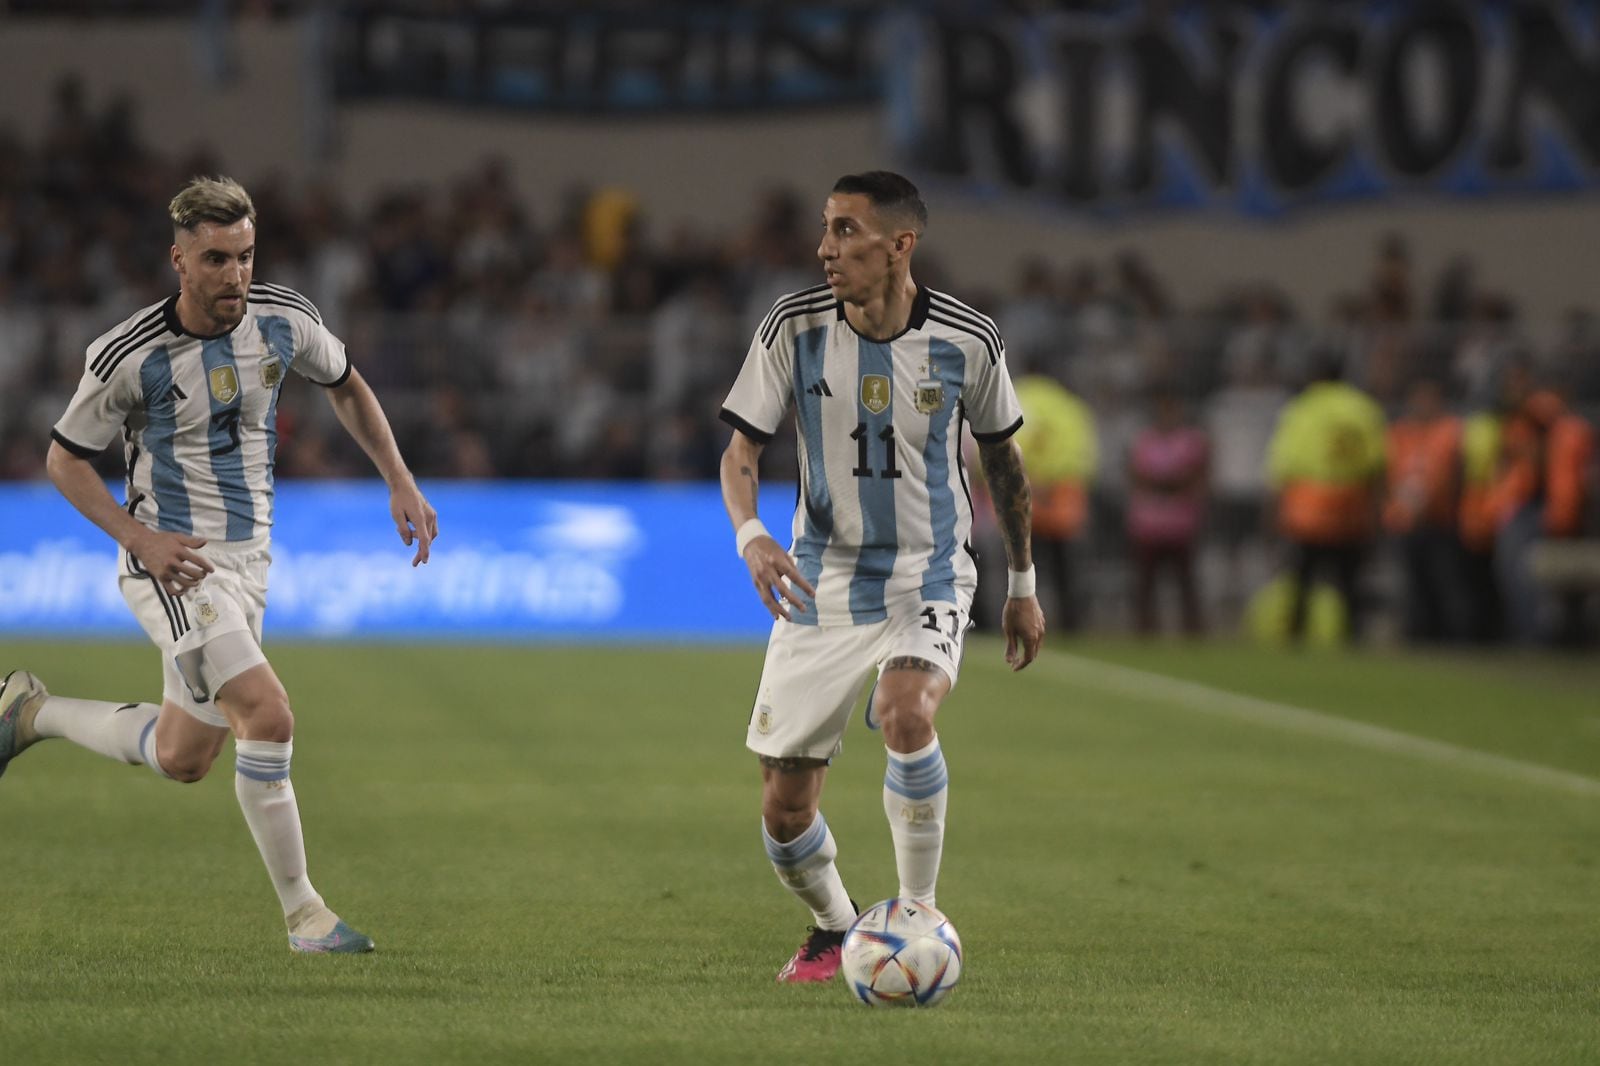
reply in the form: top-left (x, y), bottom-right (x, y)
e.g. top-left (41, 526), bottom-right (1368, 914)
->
top-left (977, 437), bottom-right (1046, 671)
top-left (720, 428), bottom-right (814, 621)
top-left (324, 366), bottom-right (438, 566)
top-left (45, 439), bottom-right (213, 597)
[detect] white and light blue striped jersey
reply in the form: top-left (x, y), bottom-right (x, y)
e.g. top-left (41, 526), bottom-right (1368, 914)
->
top-left (52, 282), bottom-right (350, 542)
top-left (721, 284), bottom-right (1023, 626)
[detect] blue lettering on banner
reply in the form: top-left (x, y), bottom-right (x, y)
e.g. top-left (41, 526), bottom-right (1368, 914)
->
top-left (0, 482), bottom-right (795, 640)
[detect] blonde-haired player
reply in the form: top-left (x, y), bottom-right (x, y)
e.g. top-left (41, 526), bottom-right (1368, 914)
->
top-left (0, 176), bottom-right (437, 953)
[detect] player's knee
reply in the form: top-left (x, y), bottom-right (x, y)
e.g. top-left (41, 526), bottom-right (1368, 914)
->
top-left (873, 692), bottom-right (938, 737)
top-left (157, 746), bottom-right (216, 784)
top-left (234, 691), bottom-right (294, 742)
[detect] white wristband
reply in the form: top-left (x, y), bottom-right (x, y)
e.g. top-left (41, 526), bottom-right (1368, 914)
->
top-left (735, 518), bottom-right (770, 560)
top-left (1007, 566), bottom-right (1036, 599)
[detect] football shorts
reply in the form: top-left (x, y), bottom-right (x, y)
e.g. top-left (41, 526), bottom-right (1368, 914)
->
top-left (745, 597), bottom-right (971, 761)
top-left (119, 535), bottom-right (271, 727)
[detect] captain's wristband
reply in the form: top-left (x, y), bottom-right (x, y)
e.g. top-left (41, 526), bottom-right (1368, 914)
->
top-left (735, 518), bottom-right (770, 560)
top-left (1007, 566), bottom-right (1037, 599)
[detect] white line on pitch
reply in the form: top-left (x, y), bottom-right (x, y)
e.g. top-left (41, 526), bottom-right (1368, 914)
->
top-left (992, 648), bottom-right (1600, 799)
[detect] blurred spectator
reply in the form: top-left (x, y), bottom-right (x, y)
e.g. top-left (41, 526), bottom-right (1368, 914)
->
top-left (1204, 351), bottom-right (1288, 616)
top-left (1382, 377), bottom-right (1464, 643)
top-left (1126, 386), bottom-right (1209, 636)
top-left (1010, 373), bottom-right (1098, 631)
top-left (1267, 353), bottom-right (1388, 643)
top-left (1487, 362), bottom-right (1596, 645)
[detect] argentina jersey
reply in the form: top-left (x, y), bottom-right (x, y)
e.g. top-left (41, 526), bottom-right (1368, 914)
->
top-left (51, 281), bottom-right (351, 542)
top-left (721, 284), bottom-right (1024, 626)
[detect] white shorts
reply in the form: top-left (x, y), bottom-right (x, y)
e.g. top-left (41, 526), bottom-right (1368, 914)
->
top-left (119, 535), bottom-right (271, 728)
top-left (745, 597), bottom-right (972, 762)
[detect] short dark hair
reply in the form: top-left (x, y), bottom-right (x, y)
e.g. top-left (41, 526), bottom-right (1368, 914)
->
top-left (831, 171), bottom-right (928, 236)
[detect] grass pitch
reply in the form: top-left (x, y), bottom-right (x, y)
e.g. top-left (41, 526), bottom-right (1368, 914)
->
top-left (0, 636), bottom-right (1596, 1065)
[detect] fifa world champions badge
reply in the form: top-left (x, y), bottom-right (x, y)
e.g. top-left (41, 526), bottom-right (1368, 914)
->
top-left (208, 365), bottom-right (240, 404)
top-left (860, 375), bottom-right (891, 415)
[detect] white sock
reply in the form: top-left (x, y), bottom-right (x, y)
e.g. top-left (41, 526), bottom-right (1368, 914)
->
top-left (33, 697), bottom-right (164, 773)
top-left (884, 735), bottom-right (949, 907)
top-left (762, 813), bottom-right (857, 931)
top-left (234, 739), bottom-right (322, 922)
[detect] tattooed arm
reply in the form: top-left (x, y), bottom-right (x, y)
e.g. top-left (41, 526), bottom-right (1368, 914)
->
top-left (978, 437), bottom-right (1046, 670)
top-left (721, 429), bottom-right (815, 621)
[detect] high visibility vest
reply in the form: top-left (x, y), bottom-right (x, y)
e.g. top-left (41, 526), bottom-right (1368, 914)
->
top-left (1458, 413), bottom-right (1501, 552)
top-left (1383, 416), bottom-right (1462, 534)
top-left (1268, 382), bottom-right (1387, 544)
top-left (1012, 376), bottom-right (1097, 539)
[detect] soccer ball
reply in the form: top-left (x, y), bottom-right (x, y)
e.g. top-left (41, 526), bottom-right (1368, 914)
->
top-left (840, 898), bottom-right (962, 1007)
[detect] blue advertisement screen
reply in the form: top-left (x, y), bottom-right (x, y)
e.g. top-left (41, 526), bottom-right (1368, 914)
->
top-left (0, 482), bottom-right (796, 641)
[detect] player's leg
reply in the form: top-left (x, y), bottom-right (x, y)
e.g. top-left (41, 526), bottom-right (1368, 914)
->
top-left (870, 601), bottom-right (966, 908)
top-left (212, 655), bottom-right (373, 954)
top-left (748, 621), bottom-right (874, 981)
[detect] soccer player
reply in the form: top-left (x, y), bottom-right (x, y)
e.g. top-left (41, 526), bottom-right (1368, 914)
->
top-left (0, 176), bottom-right (437, 954)
top-left (719, 171), bottom-right (1045, 983)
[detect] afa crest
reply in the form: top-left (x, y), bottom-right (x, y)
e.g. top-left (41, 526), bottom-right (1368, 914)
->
top-left (915, 378), bottom-right (946, 414)
top-left (860, 374), bottom-right (891, 415)
top-left (755, 706), bottom-right (774, 735)
top-left (208, 366), bottom-right (239, 404)
top-left (260, 358), bottom-right (284, 389)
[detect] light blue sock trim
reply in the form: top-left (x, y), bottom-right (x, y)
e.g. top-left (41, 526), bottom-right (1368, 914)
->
top-left (763, 812), bottom-right (829, 868)
top-left (235, 739), bottom-right (292, 783)
top-left (138, 716), bottom-right (173, 779)
top-left (885, 741), bottom-right (948, 800)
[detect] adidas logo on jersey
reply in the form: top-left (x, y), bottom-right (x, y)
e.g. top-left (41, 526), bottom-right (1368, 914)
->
top-left (806, 378), bottom-right (833, 397)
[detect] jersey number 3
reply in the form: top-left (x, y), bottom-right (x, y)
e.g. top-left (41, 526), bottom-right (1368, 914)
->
top-left (851, 422), bottom-right (903, 479)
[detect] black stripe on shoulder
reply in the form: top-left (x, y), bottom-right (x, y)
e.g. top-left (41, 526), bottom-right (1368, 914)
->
top-left (250, 282), bottom-right (321, 324)
top-left (90, 308), bottom-right (166, 378)
top-left (928, 311), bottom-right (1001, 366)
top-left (50, 429), bottom-right (101, 458)
top-left (95, 320), bottom-right (176, 382)
top-left (308, 360), bottom-right (352, 388)
top-left (760, 299), bottom-right (836, 349)
top-left (720, 408), bottom-right (774, 445)
top-left (972, 415), bottom-right (1023, 444)
top-left (929, 294), bottom-right (1004, 359)
top-left (757, 285), bottom-right (831, 339)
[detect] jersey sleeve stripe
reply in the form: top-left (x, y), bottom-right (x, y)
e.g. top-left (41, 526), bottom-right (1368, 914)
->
top-left (306, 360), bottom-right (352, 388)
top-left (757, 284), bottom-right (831, 338)
top-left (760, 298), bottom-right (836, 349)
top-left (49, 428), bottom-right (101, 458)
top-left (249, 282), bottom-right (321, 324)
top-left (719, 407), bottom-right (775, 445)
top-left (929, 294), bottom-right (1004, 359)
top-left (927, 311), bottom-right (1001, 366)
top-left (90, 310), bottom-right (166, 378)
top-left (971, 414), bottom-right (1024, 443)
top-left (94, 323), bottom-right (175, 383)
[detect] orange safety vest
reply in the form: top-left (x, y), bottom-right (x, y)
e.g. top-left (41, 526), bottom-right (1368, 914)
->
top-left (1490, 393), bottom-right (1596, 537)
top-left (1032, 481), bottom-right (1088, 540)
top-left (1383, 416), bottom-right (1462, 534)
top-left (1278, 482), bottom-right (1375, 545)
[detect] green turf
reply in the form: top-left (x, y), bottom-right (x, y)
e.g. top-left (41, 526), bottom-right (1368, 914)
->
top-left (0, 637), bottom-right (1596, 1065)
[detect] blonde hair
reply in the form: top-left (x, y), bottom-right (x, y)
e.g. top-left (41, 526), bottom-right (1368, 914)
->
top-left (168, 176), bottom-right (255, 233)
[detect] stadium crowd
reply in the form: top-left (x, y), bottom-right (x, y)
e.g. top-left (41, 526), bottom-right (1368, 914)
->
top-left (1, 79), bottom-right (1596, 644)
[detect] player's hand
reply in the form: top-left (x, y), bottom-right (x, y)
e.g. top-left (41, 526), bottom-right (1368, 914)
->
top-left (743, 536), bottom-right (817, 622)
top-left (128, 529), bottom-right (214, 598)
top-left (390, 480), bottom-right (438, 566)
top-left (1002, 594), bottom-right (1045, 671)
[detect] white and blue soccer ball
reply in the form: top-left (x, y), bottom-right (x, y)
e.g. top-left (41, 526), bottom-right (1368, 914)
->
top-left (840, 898), bottom-right (963, 1007)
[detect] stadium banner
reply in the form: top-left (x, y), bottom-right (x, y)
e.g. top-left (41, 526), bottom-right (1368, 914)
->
top-left (330, 5), bottom-right (880, 112)
top-left (0, 482), bottom-right (798, 642)
top-left (885, 1), bottom-right (1600, 216)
